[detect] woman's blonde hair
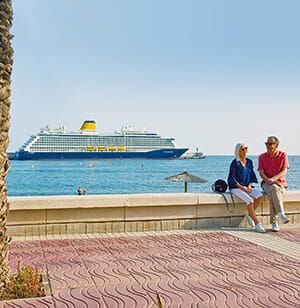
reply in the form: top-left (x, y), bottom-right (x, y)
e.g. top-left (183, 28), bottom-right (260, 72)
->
top-left (234, 143), bottom-right (246, 161)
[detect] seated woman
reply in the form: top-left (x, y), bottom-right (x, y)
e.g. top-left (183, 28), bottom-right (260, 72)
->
top-left (228, 143), bottom-right (265, 233)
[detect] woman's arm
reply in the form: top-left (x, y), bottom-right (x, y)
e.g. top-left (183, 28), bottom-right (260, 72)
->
top-left (249, 160), bottom-right (258, 184)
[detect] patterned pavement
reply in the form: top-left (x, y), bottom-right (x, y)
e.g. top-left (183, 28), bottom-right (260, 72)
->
top-left (271, 227), bottom-right (300, 244)
top-left (1, 227), bottom-right (300, 308)
top-left (224, 229), bottom-right (300, 261)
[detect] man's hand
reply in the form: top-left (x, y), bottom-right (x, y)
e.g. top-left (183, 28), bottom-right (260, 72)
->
top-left (265, 178), bottom-right (275, 184)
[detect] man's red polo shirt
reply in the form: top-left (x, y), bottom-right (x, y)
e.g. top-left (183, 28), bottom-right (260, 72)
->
top-left (258, 151), bottom-right (289, 188)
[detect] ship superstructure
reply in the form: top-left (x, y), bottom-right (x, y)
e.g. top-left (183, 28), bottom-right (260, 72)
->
top-left (16, 120), bottom-right (188, 160)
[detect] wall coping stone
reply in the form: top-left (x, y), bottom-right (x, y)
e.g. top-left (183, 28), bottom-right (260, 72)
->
top-left (8, 190), bottom-right (300, 210)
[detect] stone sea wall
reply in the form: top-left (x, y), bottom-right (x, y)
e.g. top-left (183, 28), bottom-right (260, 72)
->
top-left (7, 191), bottom-right (300, 237)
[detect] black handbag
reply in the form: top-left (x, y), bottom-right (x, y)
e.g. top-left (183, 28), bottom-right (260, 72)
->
top-left (212, 179), bottom-right (235, 213)
top-left (212, 179), bottom-right (228, 193)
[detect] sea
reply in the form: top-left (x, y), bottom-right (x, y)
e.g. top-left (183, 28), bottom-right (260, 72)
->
top-left (6, 156), bottom-right (300, 196)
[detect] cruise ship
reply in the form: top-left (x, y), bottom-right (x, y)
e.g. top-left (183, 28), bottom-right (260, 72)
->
top-left (14, 120), bottom-right (188, 160)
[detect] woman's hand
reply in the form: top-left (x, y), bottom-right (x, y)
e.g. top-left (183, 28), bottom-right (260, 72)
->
top-left (236, 184), bottom-right (251, 192)
top-left (240, 185), bottom-right (249, 192)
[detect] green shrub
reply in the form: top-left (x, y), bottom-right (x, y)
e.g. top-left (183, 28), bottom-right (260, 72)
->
top-left (0, 262), bottom-right (45, 301)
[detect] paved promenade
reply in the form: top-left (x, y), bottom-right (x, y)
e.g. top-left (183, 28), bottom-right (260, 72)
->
top-left (2, 226), bottom-right (300, 307)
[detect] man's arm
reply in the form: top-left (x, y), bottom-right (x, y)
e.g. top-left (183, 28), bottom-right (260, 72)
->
top-left (259, 168), bottom-right (287, 184)
top-left (270, 168), bottom-right (287, 182)
top-left (259, 169), bottom-right (273, 184)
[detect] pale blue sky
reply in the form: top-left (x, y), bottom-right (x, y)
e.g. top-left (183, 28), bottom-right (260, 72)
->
top-left (10, 0), bottom-right (300, 154)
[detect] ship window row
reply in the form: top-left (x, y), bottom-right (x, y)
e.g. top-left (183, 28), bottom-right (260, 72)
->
top-left (42, 134), bottom-right (160, 138)
top-left (39, 136), bottom-right (162, 140)
top-left (39, 136), bottom-right (165, 139)
top-left (29, 145), bottom-right (174, 152)
top-left (36, 136), bottom-right (171, 142)
top-left (31, 145), bottom-right (173, 150)
top-left (36, 137), bottom-right (172, 142)
top-left (33, 139), bottom-right (173, 146)
top-left (30, 143), bottom-right (173, 150)
top-left (34, 141), bottom-right (172, 146)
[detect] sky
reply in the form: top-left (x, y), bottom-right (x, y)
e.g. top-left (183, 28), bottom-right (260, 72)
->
top-left (9, 0), bottom-right (300, 155)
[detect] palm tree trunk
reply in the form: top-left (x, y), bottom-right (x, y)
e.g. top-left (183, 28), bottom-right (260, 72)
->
top-left (0, 0), bottom-right (13, 295)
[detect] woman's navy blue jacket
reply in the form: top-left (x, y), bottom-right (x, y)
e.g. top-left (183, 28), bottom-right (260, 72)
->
top-left (227, 158), bottom-right (258, 189)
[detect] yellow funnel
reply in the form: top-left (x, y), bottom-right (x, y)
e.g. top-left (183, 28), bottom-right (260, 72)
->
top-left (80, 120), bottom-right (96, 131)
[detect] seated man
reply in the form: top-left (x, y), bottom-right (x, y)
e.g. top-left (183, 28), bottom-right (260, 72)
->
top-left (258, 136), bottom-right (289, 232)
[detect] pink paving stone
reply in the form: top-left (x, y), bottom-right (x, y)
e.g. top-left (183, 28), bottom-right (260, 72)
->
top-left (1, 296), bottom-right (55, 308)
top-left (9, 241), bottom-right (43, 267)
top-left (40, 239), bottom-right (73, 249)
top-left (52, 287), bottom-right (106, 308)
top-left (4, 230), bottom-right (300, 307)
top-left (75, 246), bottom-right (110, 260)
top-left (47, 263), bottom-right (94, 290)
top-left (70, 238), bottom-right (106, 248)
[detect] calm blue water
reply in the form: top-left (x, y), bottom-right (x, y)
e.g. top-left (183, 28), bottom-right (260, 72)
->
top-left (6, 156), bottom-right (300, 196)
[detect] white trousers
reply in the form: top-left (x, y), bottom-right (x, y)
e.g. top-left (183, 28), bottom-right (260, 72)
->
top-left (230, 188), bottom-right (263, 205)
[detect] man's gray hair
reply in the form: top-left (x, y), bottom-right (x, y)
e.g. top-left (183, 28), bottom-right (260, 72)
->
top-left (266, 136), bottom-right (279, 145)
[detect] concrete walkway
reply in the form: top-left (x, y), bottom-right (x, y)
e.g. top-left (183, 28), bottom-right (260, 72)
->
top-left (2, 227), bottom-right (300, 307)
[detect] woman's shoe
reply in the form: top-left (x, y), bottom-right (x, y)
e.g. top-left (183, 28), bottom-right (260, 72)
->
top-left (254, 223), bottom-right (266, 233)
top-left (272, 222), bottom-right (280, 232)
top-left (245, 214), bottom-right (255, 228)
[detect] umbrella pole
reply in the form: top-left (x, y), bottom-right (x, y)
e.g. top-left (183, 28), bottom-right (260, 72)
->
top-left (184, 182), bottom-right (188, 192)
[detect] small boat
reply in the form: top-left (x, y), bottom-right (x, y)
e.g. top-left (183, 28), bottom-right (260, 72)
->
top-left (180, 149), bottom-right (205, 159)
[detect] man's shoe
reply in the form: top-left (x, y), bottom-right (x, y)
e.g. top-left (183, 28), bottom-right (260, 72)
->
top-left (278, 212), bottom-right (289, 224)
top-left (245, 214), bottom-right (255, 228)
top-left (272, 222), bottom-right (280, 232)
top-left (254, 223), bottom-right (266, 233)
